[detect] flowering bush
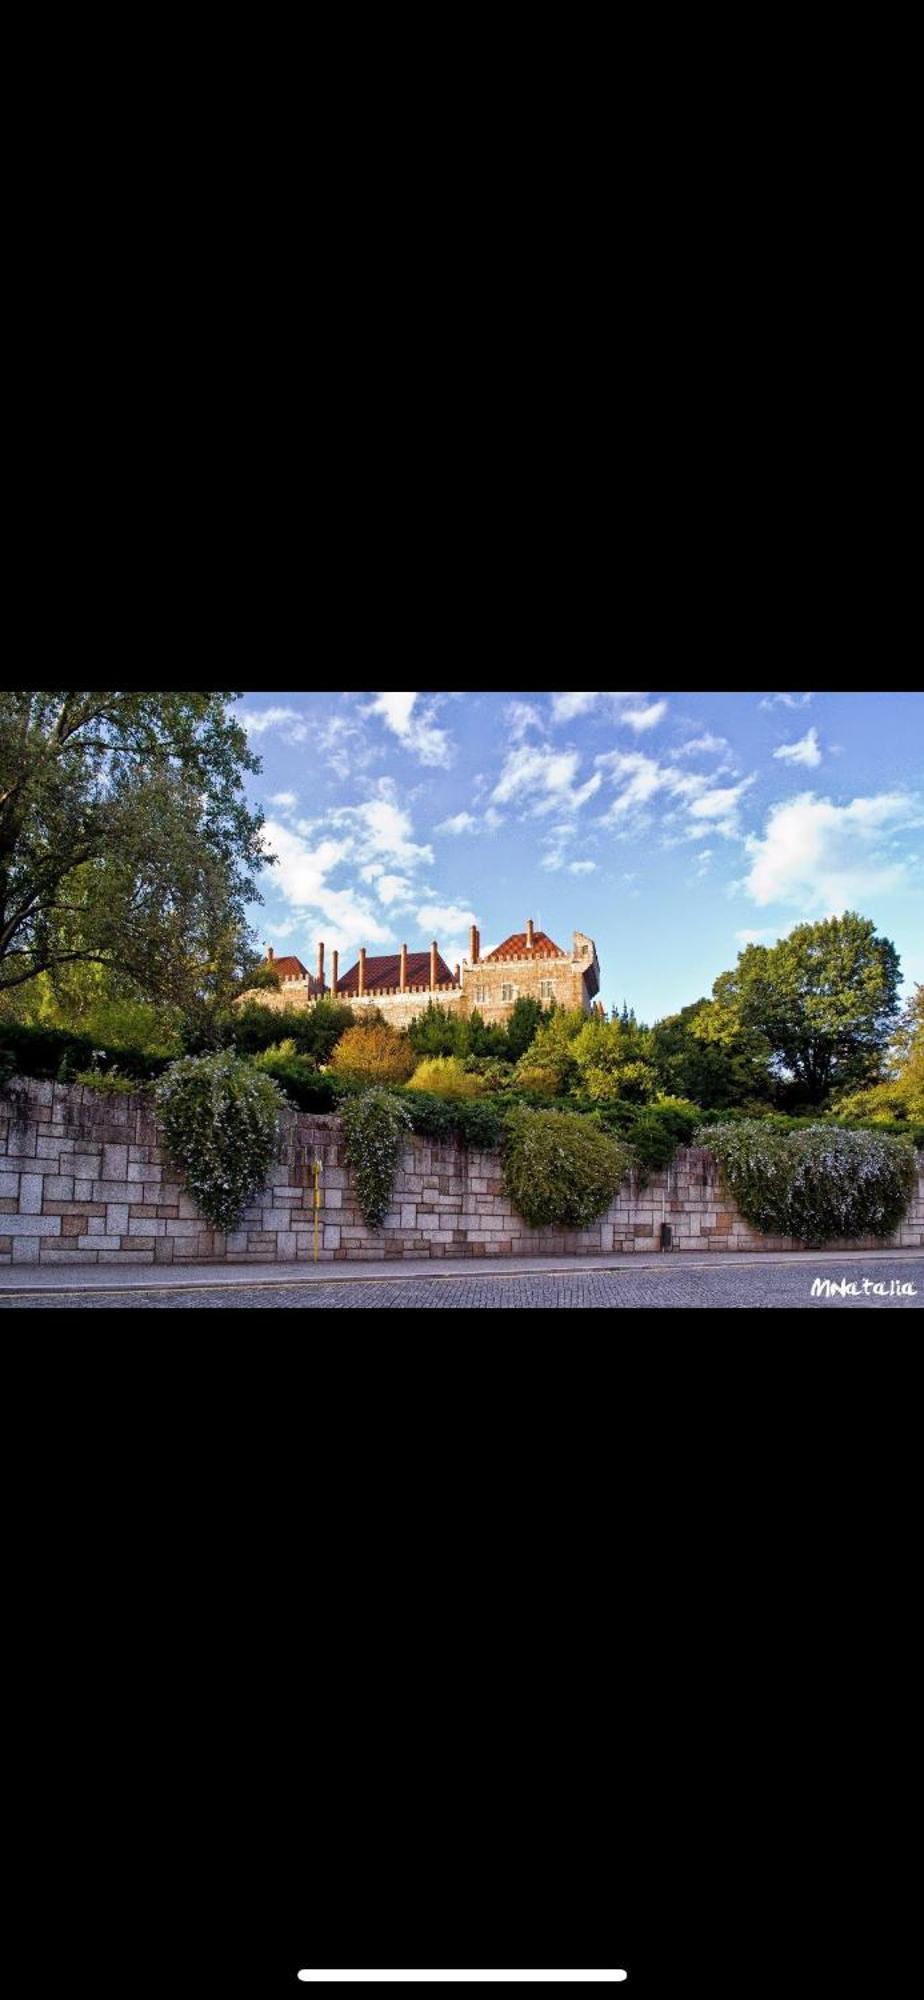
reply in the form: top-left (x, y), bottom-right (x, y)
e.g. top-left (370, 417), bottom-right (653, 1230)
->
top-left (340, 1087), bottom-right (413, 1229)
top-left (697, 1119), bottom-right (917, 1244)
top-left (153, 1051), bottom-right (286, 1232)
top-left (502, 1105), bottom-right (633, 1230)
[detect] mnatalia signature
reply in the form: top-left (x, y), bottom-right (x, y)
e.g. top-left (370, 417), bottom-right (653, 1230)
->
top-left (811, 1277), bottom-right (919, 1297)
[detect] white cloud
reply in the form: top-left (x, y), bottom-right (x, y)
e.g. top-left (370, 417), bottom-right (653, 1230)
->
top-left (760, 692), bottom-right (813, 710)
top-left (492, 745), bottom-right (601, 816)
top-left (735, 927), bottom-right (782, 946)
top-left (621, 700), bottom-right (668, 732)
top-left (505, 700), bottom-right (546, 741)
top-left (568, 860), bottom-right (597, 874)
top-left (330, 783), bottom-right (434, 869)
top-left (375, 873), bottom-right (414, 906)
top-left (416, 902), bottom-right (478, 936)
top-left (269, 791), bottom-right (298, 810)
top-left (742, 790), bottom-right (922, 910)
top-left (436, 811), bottom-right (477, 836)
top-left (484, 806), bottom-right (504, 831)
top-left (596, 751), bottom-right (755, 841)
top-left (364, 691), bottom-right (454, 768)
top-left (551, 692), bottom-right (645, 722)
top-left (773, 726), bottom-right (822, 768)
top-left (677, 733), bottom-right (730, 757)
top-left (238, 705), bottom-right (307, 743)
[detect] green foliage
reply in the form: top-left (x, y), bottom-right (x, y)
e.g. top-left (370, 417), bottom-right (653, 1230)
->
top-left (229, 998), bottom-right (356, 1064)
top-left (407, 1056), bottom-right (487, 1098)
top-left (407, 1001), bottom-right (469, 1059)
top-left (504, 996), bottom-right (549, 1061)
top-left (570, 1016), bottom-right (658, 1103)
top-left (399, 1090), bottom-right (508, 1150)
top-left (697, 1119), bottom-right (917, 1245)
top-left (330, 1022), bottom-right (416, 1086)
top-left (833, 983), bottom-right (924, 1123)
top-left (0, 1021), bottom-right (170, 1084)
top-left (153, 1051), bottom-right (286, 1233)
top-left (502, 1105), bottom-right (633, 1230)
top-left (239, 964), bottom-right (282, 992)
top-left (73, 1068), bottom-right (138, 1095)
top-left (709, 912), bottom-right (901, 1108)
top-left (513, 1009), bottom-right (583, 1094)
top-left (575, 1096), bottom-right (701, 1175)
top-left (649, 998), bottom-right (772, 1110)
top-left (0, 692), bottom-right (269, 1023)
top-left (340, 1087), bottom-right (413, 1229)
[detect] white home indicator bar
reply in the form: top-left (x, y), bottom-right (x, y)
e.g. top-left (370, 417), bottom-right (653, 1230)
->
top-left (296, 1978), bottom-right (628, 1986)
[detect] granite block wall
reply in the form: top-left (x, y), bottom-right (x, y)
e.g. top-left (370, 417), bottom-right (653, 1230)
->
top-left (1, 1081), bottom-right (922, 1267)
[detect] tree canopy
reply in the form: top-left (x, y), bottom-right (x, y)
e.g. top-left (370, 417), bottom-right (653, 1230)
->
top-left (0, 692), bottom-right (270, 1022)
top-left (707, 912), bottom-right (901, 1107)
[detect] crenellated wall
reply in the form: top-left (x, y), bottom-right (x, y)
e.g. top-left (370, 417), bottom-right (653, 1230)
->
top-left (1, 1080), bottom-right (922, 1267)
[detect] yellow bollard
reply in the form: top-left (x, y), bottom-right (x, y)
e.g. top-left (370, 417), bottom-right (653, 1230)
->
top-left (313, 1155), bottom-right (322, 1262)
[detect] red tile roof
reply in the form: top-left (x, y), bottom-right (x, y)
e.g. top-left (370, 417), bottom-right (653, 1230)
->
top-left (264, 955), bottom-right (308, 979)
top-left (481, 930), bottom-right (566, 962)
top-left (337, 950), bottom-right (457, 994)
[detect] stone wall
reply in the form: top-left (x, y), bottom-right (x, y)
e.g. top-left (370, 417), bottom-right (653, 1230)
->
top-left (1, 1079), bottom-right (922, 1267)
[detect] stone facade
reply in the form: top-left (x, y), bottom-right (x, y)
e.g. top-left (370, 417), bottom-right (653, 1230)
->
top-left (2, 1081), bottom-right (922, 1268)
top-left (236, 919), bottom-right (602, 1030)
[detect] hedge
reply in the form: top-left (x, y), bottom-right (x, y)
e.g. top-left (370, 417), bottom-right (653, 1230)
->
top-left (0, 1022), bottom-right (170, 1085)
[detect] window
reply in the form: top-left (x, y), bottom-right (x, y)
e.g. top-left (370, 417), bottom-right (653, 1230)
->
top-left (501, 982), bottom-right (517, 1003)
top-left (474, 986), bottom-right (488, 1005)
top-left (539, 979), bottom-right (555, 1000)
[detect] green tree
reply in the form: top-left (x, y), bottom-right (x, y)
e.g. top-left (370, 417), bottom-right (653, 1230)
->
top-left (708, 912), bottom-right (901, 1108)
top-left (649, 998), bottom-right (772, 1111)
top-left (0, 692), bottom-right (269, 1011)
top-left (504, 995), bottom-right (548, 1061)
top-left (834, 983), bottom-right (924, 1123)
top-left (570, 1015), bottom-right (657, 1103)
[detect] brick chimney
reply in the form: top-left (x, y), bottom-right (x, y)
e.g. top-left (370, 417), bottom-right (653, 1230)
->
top-left (267, 946), bottom-right (274, 962)
top-left (358, 947), bottom-right (366, 998)
top-left (400, 942), bottom-right (408, 992)
top-left (331, 949), bottom-right (339, 996)
top-left (526, 918), bottom-right (534, 949)
top-left (430, 940), bottom-right (438, 991)
top-left (470, 923), bottom-right (479, 965)
top-left (454, 963), bottom-right (460, 986)
top-left (317, 941), bottom-right (325, 990)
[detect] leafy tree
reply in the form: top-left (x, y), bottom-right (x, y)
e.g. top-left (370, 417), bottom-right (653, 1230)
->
top-left (407, 1001), bottom-right (468, 1059)
top-left (834, 983), bottom-right (924, 1123)
top-left (649, 998), bottom-right (772, 1111)
top-left (512, 1008), bottom-right (585, 1094)
top-left (504, 995), bottom-right (549, 1062)
top-left (239, 963), bottom-right (282, 993)
top-left (330, 1022), bottom-right (416, 1086)
top-left (570, 1015), bottom-right (657, 1103)
top-left (709, 913), bottom-right (901, 1108)
top-left (229, 998), bottom-right (357, 1064)
top-left (0, 692), bottom-right (269, 1012)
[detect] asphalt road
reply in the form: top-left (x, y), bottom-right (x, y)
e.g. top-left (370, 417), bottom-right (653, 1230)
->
top-left (4, 1257), bottom-right (922, 1308)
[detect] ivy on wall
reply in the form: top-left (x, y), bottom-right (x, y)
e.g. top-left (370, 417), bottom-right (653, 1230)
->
top-left (153, 1051), bottom-right (287, 1233)
top-left (340, 1087), bottom-right (413, 1230)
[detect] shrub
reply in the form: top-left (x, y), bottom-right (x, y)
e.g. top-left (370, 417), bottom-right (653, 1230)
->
top-left (74, 1068), bottom-right (139, 1095)
top-left (697, 1119), bottom-right (917, 1245)
top-left (407, 1056), bottom-right (487, 1098)
top-left (400, 1090), bottom-right (507, 1150)
top-left (330, 1023), bottom-right (416, 1087)
top-left (256, 1064), bottom-right (337, 1114)
top-left (153, 1051), bottom-right (286, 1232)
top-left (229, 999), bottom-right (357, 1064)
top-left (340, 1087), bottom-right (413, 1229)
top-left (515, 1064), bottom-right (568, 1098)
top-left (502, 1105), bottom-right (632, 1230)
top-left (0, 1022), bottom-right (169, 1084)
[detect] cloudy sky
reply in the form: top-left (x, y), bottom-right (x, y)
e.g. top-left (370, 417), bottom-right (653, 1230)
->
top-left (233, 689), bottom-right (924, 1022)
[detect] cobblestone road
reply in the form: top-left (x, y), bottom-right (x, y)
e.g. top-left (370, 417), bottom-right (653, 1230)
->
top-left (4, 1256), bottom-right (922, 1308)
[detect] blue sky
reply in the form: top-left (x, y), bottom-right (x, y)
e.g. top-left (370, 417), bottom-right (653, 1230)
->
top-left (232, 690), bottom-right (924, 1023)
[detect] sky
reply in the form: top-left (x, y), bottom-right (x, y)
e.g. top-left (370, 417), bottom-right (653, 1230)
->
top-left (232, 689), bottom-right (924, 1024)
